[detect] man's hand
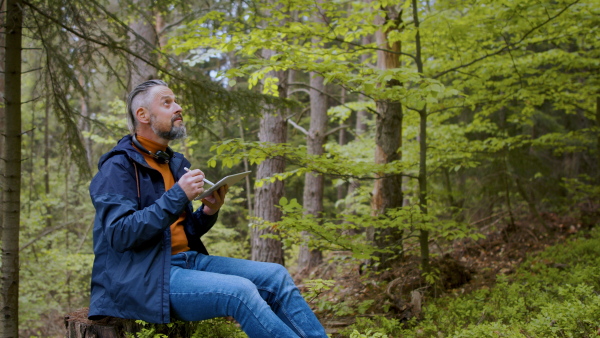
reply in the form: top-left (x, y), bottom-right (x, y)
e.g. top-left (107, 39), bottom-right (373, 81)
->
top-left (202, 185), bottom-right (228, 215)
top-left (179, 168), bottom-right (206, 201)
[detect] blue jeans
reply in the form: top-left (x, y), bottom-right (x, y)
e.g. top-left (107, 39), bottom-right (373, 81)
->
top-left (170, 251), bottom-right (328, 338)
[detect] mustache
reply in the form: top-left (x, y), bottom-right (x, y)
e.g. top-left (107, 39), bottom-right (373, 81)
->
top-left (172, 114), bottom-right (183, 123)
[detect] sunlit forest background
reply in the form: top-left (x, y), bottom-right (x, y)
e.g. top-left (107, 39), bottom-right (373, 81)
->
top-left (0, 0), bottom-right (598, 337)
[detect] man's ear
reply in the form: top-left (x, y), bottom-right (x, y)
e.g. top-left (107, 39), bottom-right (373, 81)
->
top-left (136, 107), bottom-right (150, 125)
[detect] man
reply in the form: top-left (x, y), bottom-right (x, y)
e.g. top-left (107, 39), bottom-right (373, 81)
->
top-left (89, 80), bottom-right (328, 338)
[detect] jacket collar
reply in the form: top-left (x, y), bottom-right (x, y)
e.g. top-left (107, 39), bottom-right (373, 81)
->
top-left (98, 135), bottom-right (185, 173)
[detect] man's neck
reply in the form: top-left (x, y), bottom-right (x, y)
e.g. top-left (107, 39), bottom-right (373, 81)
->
top-left (136, 128), bottom-right (169, 147)
top-left (136, 135), bottom-right (168, 154)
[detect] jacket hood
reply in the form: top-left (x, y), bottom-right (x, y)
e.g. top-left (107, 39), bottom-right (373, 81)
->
top-left (98, 135), bottom-right (145, 169)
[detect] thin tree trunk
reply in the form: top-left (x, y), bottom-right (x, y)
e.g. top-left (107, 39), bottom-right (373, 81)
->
top-left (252, 110), bottom-right (287, 264)
top-left (155, 12), bottom-right (168, 48)
top-left (44, 95), bottom-right (52, 228)
top-left (78, 71), bottom-right (92, 167)
top-left (238, 120), bottom-right (254, 217)
top-left (412, 0), bottom-right (430, 274)
top-left (597, 96), bottom-right (599, 176)
top-left (515, 176), bottom-right (550, 232)
top-left (252, 47), bottom-right (287, 264)
top-left (127, 3), bottom-right (158, 89)
top-left (27, 111), bottom-right (35, 216)
top-left (336, 88), bottom-right (348, 203)
top-left (298, 7), bottom-right (328, 269)
top-left (503, 169), bottom-right (516, 233)
top-left (344, 35), bottom-right (371, 229)
top-left (0, 0), bottom-right (6, 245)
top-left (442, 168), bottom-right (455, 208)
top-left (298, 70), bottom-right (328, 273)
top-left (417, 108), bottom-right (429, 274)
top-left (1, 0), bottom-right (23, 336)
top-left (370, 4), bottom-right (404, 268)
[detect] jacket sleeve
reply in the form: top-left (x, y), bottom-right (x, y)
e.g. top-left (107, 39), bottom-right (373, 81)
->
top-left (90, 157), bottom-right (189, 253)
top-left (190, 205), bottom-right (219, 237)
top-left (171, 158), bottom-right (220, 238)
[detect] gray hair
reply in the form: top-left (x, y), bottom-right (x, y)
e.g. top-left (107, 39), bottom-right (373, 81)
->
top-left (126, 79), bottom-right (168, 135)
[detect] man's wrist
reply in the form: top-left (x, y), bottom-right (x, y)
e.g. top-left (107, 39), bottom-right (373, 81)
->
top-left (202, 204), bottom-right (218, 216)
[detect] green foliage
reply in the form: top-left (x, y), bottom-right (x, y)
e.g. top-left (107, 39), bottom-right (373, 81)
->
top-left (342, 316), bottom-right (403, 338)
top-left (303, 279), bottom-right (336, 303)
top-left (345, 229), bottom-right (600, 337)
top-left (264, 196), bottom-right (483, 263)
top-left (190, 318), bottom-right (247, 338)
top-left (11, 0), bottom-right (600, 335)
top-left (125, 318), bottom-right (247, 338)
top-left (82, 97), bottom-right (128, 145)
top-left (349, 329), bottom-right (390, 338)
top-left (561, 175), bottom-right (600, 207)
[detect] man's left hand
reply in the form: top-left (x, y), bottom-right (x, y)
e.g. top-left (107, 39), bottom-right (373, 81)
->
top-left (202, 185), bottom-right (228, 215)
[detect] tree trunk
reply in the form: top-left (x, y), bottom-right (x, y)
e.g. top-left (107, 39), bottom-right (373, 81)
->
top-left (251, 111), bottom-right (287, 264)
top-left (343, 35), bottom-right (371, 229)
top-left (64, 308), bottom-right (144, 338)
top-left (597, 95), bottom-right (599, 176)
top-left (78, 71), bottom-right (93, 168)
top-left (238, 119), bottom-right (254, 218)
top-left (127, 2), bottom-right (158, 89)
top-left (0, 0), bottom-right (6, 244)
top-left (298, 70), bottom-right (328, 273)
top-left (412, 0), bottom-right (430, 274)
top-left (44, 95), bottom-right (52, 228)
top-left (64, 308), bottom-right (203, 338)
top-left (251, 48), bottom-right (287, 264)
top-left (1, 0), bottom-right (22, 336)
top-left (336, 88), bottom-right (348, 204)
top-left (370, 5), bottom-right (404, 267)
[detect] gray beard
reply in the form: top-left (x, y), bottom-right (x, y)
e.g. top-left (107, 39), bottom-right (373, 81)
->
top-left (150, 116), bottom-right (187, 140)
top-left (154, 125), bottom-right (187, 140)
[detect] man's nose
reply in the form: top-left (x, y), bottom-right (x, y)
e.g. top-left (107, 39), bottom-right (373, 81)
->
top-left (174, 102), bottom-right (182, 112)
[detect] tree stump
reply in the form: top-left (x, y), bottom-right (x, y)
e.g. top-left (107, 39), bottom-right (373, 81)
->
top-left (64, 308), bottom-right (142, 338)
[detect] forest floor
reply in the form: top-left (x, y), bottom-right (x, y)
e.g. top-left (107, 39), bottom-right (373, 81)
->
top-left (304, 211), bottom-right (595, 337)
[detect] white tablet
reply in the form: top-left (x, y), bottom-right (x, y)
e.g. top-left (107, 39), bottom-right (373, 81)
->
top-left (197, 171), bottom-right (252, 200)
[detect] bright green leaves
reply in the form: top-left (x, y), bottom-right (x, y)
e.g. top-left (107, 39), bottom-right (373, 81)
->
top-left (166, 0), bottom-right (598, 277)
top-left (274, 194), bottom-right (484, 262)
top-left (327, 100), bottom-right (376, 123)
top-left (207, 137), bottom-right (411, 181)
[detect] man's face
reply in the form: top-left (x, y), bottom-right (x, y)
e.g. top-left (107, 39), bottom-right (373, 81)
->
top-left (146, 85), bottom-right (186, 140)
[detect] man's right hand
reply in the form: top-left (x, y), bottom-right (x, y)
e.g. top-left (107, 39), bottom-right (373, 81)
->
top-left (179, 168), bottom-right (205, 201)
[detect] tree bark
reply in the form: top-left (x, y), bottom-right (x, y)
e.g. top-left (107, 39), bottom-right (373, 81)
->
top-left (78, 71), bottom-right (93, 168)
top-left (252, 110), bottom-right (287, 264)
top-left (0, 0), bottom-right (6, 244)
top-left (412, 0), bottom-right (430, 274)
top-left (127, 2), bottom-right (158, 89)
top-left (370, 4), bottom-right (404, 267)
top-left (597, 95), bottom-right (599, 176)
top-left (251, 47), bottom-right (287, 264)
top-left (44, 95), bottom-right (52, 228)
top-left (298, 70), bottom-right (328, 273)
top-left (343, 35), bottom-right (371, 229)
top-left (1, 0), bottom-right (22, 336)
top-left (65, 308), bottom-right (144, 338)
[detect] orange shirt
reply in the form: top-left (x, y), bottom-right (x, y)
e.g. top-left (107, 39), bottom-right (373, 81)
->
top-left (134, 135), bottom-right (190, 255)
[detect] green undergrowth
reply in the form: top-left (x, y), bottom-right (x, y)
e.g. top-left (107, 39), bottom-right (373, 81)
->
top-left (345, 228), bottom-right (600, 337)
top-left (124, 318), bottom-right (247, 338)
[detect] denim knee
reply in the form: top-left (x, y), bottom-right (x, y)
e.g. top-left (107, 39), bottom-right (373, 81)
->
top-left (234, 276), bottom-right (262, 297)
top-left (265, 263), bottom-right (293, 282)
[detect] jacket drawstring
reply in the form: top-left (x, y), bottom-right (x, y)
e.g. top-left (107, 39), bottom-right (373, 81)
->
top-left (133, 162), bottom-right (141, 204)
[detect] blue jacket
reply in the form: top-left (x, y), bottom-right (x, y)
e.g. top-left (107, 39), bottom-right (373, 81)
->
top-left (88, 135), bottom-right (218, 323)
